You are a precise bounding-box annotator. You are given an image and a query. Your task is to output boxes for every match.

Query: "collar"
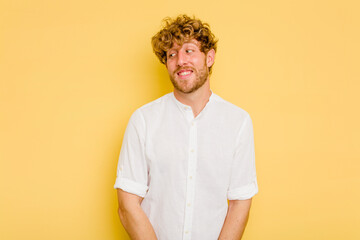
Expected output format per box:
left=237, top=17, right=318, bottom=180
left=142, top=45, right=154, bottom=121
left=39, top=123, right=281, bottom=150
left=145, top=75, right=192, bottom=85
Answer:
left=171, top=91, right=215, bottom=120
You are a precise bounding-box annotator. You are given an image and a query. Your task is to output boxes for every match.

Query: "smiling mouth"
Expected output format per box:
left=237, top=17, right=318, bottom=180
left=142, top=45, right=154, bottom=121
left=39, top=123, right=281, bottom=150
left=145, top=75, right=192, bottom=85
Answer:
left=179, top=71, right=191, bottom=76
left=177, top=69, right=193, bottom=77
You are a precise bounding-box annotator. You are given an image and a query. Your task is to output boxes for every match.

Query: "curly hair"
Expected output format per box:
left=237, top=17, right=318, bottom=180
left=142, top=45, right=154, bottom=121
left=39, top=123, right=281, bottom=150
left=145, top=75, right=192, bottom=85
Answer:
left=151, top=14, right=218, bottom=71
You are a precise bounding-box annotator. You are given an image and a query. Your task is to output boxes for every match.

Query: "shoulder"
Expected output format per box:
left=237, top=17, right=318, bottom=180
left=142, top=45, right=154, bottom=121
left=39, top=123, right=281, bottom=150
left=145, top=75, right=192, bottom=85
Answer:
left=211, top=93, right=254, bottom=141
left=135, top=93, right=172, bottom=116
left=211, top=93, right=251, bottom=121
left=129, top=93, right=173, bottom=124
left=138, top=93, right=172, bottom=111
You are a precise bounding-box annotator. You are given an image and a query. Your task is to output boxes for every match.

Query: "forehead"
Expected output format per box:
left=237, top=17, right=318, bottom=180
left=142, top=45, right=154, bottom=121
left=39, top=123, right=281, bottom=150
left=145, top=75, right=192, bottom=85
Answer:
left=169, top=39, right=201, bottom=50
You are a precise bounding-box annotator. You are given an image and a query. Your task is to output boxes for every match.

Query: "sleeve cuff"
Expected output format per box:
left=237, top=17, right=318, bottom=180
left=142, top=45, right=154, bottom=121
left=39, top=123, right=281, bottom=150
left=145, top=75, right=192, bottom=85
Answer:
left=227, top=181, right=258, bottom=200
left=114, top=177, right=149, bottom=198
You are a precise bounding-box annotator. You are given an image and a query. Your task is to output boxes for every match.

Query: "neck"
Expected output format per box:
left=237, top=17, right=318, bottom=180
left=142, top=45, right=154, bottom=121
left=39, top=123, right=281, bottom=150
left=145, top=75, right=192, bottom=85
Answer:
left=173, top=79, right=212, bottom=117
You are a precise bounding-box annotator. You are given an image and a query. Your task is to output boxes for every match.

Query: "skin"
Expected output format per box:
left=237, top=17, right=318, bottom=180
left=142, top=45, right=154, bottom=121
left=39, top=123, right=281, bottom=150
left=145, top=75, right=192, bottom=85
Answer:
left=218, top=199, right=252, bottom=240
left=166, top=40, right=209, bottom=94
left=117, top=39, right=252, bottom=239
left=165, top=40, right=215, bottom=117
left=117, top=189, right=157, bottom=240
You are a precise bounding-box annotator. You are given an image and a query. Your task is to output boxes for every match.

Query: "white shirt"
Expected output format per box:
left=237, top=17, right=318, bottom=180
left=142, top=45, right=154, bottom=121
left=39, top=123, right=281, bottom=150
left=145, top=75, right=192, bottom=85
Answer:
left=114, top=92, right=258, bottom=240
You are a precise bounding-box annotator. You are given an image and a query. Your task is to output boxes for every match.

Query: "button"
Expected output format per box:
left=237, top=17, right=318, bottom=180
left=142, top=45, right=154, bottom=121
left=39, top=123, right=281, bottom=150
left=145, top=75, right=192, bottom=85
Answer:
left=190, top=149, right=194, bottom=153
left=191, top=122, right=195, bottom=126
left=187, top=203, right=191, bottom=207
left=185, top=231, right=189, bottom=234
left=119, top=167, right=122, bottom=171
left=189, top=176, right=192, bottom=179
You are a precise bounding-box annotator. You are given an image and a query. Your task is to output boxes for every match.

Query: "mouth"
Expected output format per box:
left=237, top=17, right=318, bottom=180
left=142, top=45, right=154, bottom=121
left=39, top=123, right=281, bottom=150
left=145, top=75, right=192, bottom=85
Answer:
left=176, top=69, right=193, bottom=78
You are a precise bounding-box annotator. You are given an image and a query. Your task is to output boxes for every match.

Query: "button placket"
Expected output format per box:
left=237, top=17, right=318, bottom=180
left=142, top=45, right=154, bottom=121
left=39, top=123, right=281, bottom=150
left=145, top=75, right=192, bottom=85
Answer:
left=182, top=120, right=197, bottom=240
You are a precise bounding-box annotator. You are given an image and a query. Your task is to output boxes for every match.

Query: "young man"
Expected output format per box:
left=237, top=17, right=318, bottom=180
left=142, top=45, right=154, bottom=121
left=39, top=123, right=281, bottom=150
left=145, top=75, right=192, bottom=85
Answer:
left=114, top=15, right=258, bottom=240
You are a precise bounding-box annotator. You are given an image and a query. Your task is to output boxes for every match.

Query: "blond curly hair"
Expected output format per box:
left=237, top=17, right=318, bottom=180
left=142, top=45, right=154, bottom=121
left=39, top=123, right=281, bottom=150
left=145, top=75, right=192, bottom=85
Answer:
left=151, top=15, right=218, bottom=72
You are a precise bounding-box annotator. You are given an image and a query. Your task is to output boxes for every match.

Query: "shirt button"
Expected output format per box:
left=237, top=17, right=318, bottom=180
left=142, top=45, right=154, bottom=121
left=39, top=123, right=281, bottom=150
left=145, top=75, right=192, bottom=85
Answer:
left=185, top=231, right=189, bottom=234
left=187, top=203, right=191, bottom=207
left=189, top=176, right=192, bottom=179
left=190, top=149, right=194, bottom=153
left=191, top=122, right=195, bottom=126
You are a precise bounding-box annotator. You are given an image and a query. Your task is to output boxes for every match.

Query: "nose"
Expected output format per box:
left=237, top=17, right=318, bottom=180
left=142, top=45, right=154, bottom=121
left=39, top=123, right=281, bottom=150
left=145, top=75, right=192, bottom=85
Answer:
left=176, top=50, right=188, bottom=67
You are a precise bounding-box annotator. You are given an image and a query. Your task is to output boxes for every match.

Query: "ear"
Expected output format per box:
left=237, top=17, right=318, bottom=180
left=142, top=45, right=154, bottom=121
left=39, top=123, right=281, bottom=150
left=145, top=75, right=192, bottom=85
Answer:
left=206, top=49, right=215, bottom=68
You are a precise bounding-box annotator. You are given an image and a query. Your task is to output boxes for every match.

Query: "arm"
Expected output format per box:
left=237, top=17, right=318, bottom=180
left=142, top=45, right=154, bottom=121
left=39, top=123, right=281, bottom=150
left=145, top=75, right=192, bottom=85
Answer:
left=117, top=189, right=157, bottom=240
left=218, top=198, right=252, bottom=240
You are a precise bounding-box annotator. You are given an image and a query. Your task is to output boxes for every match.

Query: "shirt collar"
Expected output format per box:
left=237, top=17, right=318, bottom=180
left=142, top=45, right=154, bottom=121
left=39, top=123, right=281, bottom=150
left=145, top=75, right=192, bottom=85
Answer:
left=171, top=91, right=215, bottom=120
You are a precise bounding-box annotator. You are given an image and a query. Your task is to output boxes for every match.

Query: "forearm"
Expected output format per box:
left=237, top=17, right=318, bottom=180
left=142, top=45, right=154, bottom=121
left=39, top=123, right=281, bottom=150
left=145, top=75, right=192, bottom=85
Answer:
left=118, top=205, right=157, bottom=239
left=218, top=199, right=252, bottom=240
left=117, top=189, right=157, bottom=240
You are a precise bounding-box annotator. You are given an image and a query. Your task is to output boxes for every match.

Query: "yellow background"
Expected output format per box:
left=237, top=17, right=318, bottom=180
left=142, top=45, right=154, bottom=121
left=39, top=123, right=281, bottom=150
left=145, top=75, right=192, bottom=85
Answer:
left=1, top=0, right=359, bottom=239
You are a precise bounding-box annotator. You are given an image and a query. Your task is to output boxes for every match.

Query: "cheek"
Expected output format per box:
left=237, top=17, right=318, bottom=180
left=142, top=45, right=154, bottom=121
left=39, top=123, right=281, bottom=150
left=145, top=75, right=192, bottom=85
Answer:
left=166, top=61, right=176, bottom=71
left=194, top=55, right=206, bottom=64
left=165, top=62, right=170, bottom=70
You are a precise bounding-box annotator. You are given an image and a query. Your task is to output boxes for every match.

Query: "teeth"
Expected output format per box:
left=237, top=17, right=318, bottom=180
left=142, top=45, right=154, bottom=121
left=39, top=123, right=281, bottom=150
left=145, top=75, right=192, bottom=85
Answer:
left=179, top=71, right=191, bottom=76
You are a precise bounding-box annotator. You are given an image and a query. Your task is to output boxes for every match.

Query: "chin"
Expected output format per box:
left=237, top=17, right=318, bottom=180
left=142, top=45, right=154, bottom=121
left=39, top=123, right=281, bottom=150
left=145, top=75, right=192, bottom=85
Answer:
left=177, top=85, right=198, bottom=94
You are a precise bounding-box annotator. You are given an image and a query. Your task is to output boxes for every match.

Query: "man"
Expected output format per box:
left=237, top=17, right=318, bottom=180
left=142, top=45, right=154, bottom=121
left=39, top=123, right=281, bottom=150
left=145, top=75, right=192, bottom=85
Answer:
left=114, top=15, right=258, bottom=240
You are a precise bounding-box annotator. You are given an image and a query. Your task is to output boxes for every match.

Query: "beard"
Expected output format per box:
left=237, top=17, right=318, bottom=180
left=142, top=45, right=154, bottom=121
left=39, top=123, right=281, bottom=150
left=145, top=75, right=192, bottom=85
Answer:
left=169, top=61, right=209, bottom=94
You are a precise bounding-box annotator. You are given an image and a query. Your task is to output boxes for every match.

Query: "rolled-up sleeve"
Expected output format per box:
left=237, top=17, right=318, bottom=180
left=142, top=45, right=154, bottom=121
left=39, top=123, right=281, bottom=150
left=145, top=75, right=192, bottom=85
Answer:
left=114, top=109, right=149, bottom=198
left=227, top=114, right=258, bottom=200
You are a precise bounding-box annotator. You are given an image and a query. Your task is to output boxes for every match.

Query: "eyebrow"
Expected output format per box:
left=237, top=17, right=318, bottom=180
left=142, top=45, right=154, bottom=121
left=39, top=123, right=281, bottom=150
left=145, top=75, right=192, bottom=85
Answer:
left=169, top=42, right=197, bottom=50
left=183, top=42, right=197, bottom=46
left=167, top=40, right=199, bottom=53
